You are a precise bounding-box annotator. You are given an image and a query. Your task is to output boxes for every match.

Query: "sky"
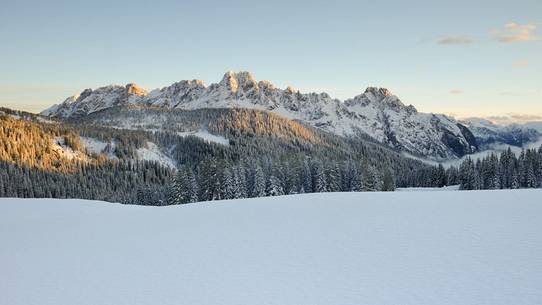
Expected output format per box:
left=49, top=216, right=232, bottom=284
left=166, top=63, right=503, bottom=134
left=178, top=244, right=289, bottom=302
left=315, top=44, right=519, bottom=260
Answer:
left=0, top=0, right=541, bottom=120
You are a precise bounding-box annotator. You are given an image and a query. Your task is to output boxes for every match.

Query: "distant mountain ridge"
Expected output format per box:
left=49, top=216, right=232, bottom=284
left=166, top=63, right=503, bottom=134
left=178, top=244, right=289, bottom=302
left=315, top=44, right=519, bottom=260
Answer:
left=42, top=71, right=478, bottom=160
left=461, top=117, right=541, bottom=149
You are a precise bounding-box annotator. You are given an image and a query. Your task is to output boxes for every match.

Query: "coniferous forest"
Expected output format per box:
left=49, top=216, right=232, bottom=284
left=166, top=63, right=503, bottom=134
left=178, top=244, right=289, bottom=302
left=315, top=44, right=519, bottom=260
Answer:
left=1, top=107, right=541, bottom=205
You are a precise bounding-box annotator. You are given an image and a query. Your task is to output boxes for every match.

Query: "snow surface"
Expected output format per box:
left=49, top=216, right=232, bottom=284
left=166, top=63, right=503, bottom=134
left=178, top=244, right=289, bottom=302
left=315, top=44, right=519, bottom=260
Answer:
left=178, top=130, right=230, bottom=146
left=397, top=185, right=460, bottom=191
left=2, top=190, right=542, bottom=305
left=80, top=136, right=108, bottom=154
left=136, top=141, right=177, bottom=169
left=51, top=136, right=86, bottom=161
left=80, top=137, right=176, bottom=168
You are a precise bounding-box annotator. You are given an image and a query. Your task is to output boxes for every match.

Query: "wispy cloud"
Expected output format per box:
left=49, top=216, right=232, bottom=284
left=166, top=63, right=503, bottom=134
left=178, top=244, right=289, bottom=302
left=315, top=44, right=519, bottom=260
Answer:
left=485, top=113, right=542, bottom=124
left=512, top=59, right=529, bottom=68
left=499, top=91, right=523, bottom=96
left=437, top=36, right=473, bottom=45
left=491, top=22, right=539, bottom=43
left=449, top=89, right=463, bottom=95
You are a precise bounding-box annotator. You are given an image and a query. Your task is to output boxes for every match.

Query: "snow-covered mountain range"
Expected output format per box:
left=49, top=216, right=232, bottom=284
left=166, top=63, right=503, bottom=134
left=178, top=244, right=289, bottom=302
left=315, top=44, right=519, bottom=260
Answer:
left=461, top=117, right=541, bottom=149
left=42, top=71, right=480, bottom=159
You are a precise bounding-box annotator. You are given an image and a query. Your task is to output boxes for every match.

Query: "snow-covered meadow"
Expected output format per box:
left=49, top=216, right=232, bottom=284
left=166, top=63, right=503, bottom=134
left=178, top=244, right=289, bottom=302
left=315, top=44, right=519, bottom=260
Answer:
left=2, top=190, right=542, bottom=305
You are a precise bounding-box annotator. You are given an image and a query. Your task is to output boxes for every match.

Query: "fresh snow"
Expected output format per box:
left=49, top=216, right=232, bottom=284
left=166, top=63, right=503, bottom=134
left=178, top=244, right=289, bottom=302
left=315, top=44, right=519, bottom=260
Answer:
left=397, top=185, right=460, bottom=191
left=2, top=190, right=542, bottom=305
left=136, top=141, right=177, bottom=169
left=51, top=136, right=86, bottom=161
left=80, top=136, right=109, bottom=154
left=80, top=137, right=177, bottom=168
left=178, top=130, right=230, bottom=146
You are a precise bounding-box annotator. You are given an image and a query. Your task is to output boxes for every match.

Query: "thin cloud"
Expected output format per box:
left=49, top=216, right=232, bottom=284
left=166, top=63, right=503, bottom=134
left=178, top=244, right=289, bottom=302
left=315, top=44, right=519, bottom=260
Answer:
left=512, top=60, right=529, bottom=68
left=485, top=113, right=542, bottom=124
left=499, top=91, right=523, bottom=96
left=437, top=36, right=473, bottom=45
left=450, top=89, right=463, bottom=95
left=492, top=22, right=539, bottom=43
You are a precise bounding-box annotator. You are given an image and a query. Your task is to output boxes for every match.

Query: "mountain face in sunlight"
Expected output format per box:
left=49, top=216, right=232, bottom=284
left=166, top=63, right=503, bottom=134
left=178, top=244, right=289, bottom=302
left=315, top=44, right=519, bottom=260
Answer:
left=41, top=72, right=480, bottom=160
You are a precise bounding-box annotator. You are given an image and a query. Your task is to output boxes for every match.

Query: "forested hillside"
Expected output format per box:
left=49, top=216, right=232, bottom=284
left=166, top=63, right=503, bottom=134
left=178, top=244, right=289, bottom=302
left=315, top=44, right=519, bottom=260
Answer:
left=1, top=107, right=438, bottom=204
left=74, top=107, right=449, bottom=205
left=2, top=106, right=541, bottom=205
left=0, top=112, right=172, bottom=203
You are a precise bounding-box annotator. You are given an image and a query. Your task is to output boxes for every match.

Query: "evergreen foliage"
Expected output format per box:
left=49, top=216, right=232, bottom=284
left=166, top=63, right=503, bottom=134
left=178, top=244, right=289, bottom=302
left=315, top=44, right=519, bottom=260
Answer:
left=3, top=107, right=540, bottom=206
left=451, top=147, right=542, bottom=191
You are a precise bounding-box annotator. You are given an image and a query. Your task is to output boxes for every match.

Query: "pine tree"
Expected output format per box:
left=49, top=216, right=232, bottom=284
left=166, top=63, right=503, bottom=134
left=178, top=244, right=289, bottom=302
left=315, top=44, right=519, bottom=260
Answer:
left=198, top=158, right=223, bottom=201
left=382, top=168, right=396, bottom=191
left=251, top=165, right=266, bottom=197
left=351, top=165, right=363, bottom=192
left=223, top=166, right=235, bottom=199
left=301, top=159, right=313, bottom=193
left=459, top=157, right=477, bottom=190
left=266, top=175, right=284, bottom=196
left=312, top=160, right=327, bottom=193
left=511, top=171, right=520, bottom=189
left=326, top=162, right=341, bottom=192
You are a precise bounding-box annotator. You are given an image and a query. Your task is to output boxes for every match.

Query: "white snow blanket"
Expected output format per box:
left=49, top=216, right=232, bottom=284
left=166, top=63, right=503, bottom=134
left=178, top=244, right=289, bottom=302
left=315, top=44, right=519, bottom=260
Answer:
left=1, top=190, right=542, bottom=305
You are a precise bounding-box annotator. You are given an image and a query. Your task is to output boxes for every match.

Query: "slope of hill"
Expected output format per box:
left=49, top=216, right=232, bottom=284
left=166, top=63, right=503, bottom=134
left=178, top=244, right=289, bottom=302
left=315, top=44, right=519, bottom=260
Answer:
left=1, top=107, right=444, bottom=204
left=41, top=72, right=478, bottom=160
left=0, top=113, right=173, bottom=203
left=2, top=189, right=541, bottom=305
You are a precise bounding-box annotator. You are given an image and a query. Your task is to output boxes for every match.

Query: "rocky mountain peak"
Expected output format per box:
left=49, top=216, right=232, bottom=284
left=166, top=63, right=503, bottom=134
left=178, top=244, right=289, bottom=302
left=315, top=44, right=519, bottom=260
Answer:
left=364, top=87, right=392, bottom=97
left=258, top=80, right=274, bottom=90
left=360, top=87, right=406, bottom=110
left=219, top=71, right=257, bottom=93
left=125, top=83, right=147, bottom=96
left=285, top=86, right=296, bottom=94
left=78, top=88, right=94, bottom=101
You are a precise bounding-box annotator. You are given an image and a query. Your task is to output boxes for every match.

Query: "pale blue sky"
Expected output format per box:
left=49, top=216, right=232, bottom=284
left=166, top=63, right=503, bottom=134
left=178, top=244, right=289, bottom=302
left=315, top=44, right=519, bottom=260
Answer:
left=1, top=0, right=541, bottom=118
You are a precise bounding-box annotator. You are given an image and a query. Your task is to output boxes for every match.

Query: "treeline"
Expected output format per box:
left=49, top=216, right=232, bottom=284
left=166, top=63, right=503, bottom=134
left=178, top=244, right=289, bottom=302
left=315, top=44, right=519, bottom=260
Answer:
left=0, top=108, right=455, bottom=205
left=163, top=157, right=396, bottom=205
left=78, top=107, right=442, bottom=189
left=452, top=147, right=542, bottom=190
left=0, top=159, right=172, bottom=203
left=7, top=106, right=541, bottom=207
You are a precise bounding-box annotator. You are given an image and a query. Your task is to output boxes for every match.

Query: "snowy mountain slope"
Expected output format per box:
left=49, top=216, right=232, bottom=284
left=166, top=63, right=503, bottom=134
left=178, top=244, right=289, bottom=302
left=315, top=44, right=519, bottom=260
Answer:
left=461, top=117, right=540, bottom=148
left=41, top=83, right=146, bottom=118
left=72, top=107, right=329, bottom=146
left=136, top=141, right=177, bottom=169
left=177, top=130, right=230, bottom=146
left=42, top=72, right=477, bottom=160
left=2, top=189, right=542, bottom=305
left=80, top=136, right=177, bottom=169
left=51, top=136, right=88, bottom=161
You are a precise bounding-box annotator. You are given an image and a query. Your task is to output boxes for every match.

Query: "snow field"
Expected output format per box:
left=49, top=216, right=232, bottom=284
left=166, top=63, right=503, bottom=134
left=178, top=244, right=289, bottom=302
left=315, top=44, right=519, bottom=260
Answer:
left=1, top=189, right=542, bottom=305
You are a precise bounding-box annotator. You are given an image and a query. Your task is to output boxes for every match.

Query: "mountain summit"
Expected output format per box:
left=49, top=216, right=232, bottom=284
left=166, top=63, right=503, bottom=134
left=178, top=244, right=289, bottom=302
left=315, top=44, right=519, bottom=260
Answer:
left=42, top=71, right=478, bottom=159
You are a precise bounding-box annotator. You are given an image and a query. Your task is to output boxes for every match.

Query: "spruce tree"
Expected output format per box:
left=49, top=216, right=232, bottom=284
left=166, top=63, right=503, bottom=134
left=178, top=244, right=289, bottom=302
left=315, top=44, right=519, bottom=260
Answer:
left=251, top=165, right=266, bottom=197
